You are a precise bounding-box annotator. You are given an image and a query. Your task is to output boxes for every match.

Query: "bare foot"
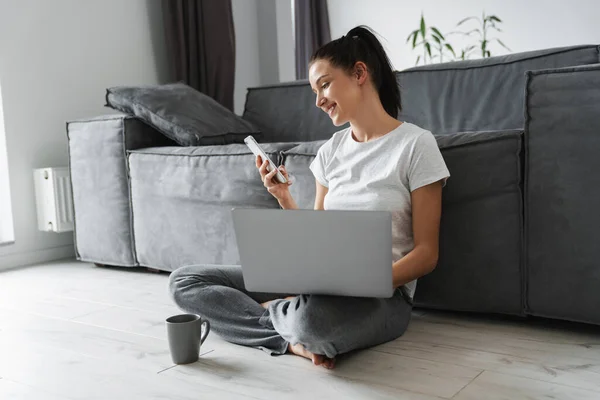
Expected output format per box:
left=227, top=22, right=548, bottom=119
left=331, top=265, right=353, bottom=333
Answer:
left=288, top=343, right=336, bottom=369
left=260, top=296, right=296, bottom=309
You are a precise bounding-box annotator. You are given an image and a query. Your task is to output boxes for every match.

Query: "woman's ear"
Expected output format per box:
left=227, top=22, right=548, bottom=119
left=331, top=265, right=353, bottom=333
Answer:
left=353, top=61, right=369, bottom=85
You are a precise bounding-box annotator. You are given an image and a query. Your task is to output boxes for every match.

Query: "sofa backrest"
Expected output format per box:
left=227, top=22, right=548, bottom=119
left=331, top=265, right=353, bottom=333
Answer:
left=243, top=46, right=599, bottom=141
left=242, top=80, right=341, bottom=143
left=397, top=45, right=600, bottom=135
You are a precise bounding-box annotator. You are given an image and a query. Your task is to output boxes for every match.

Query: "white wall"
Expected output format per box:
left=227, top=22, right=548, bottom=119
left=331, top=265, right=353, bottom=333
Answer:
left=328, top=0, right=600, bottom=71
left=0, top=0, right=169, bottom=270
left=0, top=0, right=292, bottom=269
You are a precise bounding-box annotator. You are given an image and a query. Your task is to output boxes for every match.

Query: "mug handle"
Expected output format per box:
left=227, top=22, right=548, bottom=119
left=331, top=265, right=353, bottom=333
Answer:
left=200, top=319, right=211, bottom=345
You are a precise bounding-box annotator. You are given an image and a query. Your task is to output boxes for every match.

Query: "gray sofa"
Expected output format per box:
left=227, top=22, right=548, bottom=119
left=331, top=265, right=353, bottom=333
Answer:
left=67, top=45, right=600, bottom=326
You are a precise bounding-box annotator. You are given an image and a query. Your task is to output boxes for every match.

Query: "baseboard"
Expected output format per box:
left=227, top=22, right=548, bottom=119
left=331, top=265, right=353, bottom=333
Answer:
left=0, top=245, right=76, bottom=271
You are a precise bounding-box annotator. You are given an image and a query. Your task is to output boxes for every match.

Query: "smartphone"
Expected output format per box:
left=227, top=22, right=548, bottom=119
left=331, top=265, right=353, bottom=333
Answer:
left=244, top=135, right=288, bottom=184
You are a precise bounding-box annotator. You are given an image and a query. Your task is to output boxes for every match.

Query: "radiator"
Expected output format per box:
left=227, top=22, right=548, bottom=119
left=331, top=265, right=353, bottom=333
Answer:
left=33, top=167, right=74, bottom=233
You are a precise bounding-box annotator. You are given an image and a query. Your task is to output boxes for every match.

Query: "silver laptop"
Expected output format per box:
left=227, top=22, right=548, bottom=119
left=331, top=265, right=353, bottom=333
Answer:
left=232, top=208, right=394, bottom=298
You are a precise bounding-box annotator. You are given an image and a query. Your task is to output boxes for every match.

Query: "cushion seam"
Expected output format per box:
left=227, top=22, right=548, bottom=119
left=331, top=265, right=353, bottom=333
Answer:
left=527, top=62, right=600, bottom=76
left=280, top=133, right=523, bottom=157
left=523, top=70, right=533, bottom=315
left=76, top=255, right=138, bottom=267
left=122, top=118, right=139, bottom=266
left=438, top=134, right=523, bottom=151
left=68, top=115, right=136, bottom=125
left=126, top=150, right=280, bottom=158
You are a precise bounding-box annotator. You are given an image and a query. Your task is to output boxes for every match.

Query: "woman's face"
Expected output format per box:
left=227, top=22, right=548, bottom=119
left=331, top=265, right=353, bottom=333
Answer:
left=309, top=59, right=363, bottom=127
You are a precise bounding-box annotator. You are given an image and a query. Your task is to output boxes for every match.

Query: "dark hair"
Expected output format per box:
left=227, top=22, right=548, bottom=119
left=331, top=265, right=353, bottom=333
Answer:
left=310, top=25, right=401, bottom=118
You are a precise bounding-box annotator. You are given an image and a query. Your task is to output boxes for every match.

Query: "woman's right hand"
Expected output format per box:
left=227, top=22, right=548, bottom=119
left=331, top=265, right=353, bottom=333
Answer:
left=256, top=155, right=292, bottom=201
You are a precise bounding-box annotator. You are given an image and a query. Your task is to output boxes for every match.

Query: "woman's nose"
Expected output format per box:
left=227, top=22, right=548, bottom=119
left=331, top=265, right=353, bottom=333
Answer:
left=315, top=94, right=325, bottom=108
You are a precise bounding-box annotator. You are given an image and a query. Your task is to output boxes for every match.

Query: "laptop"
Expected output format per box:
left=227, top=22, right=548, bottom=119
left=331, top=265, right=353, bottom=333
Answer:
left=231, top=208, right=394, bottom=298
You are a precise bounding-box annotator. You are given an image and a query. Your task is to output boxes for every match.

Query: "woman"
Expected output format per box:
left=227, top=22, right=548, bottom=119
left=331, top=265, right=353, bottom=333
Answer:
left=169, top=26, right=450, bottom=370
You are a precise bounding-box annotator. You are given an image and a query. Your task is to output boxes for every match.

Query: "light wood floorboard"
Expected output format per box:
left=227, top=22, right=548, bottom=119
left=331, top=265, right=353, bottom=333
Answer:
left=1, top=260, right=598, bottom=399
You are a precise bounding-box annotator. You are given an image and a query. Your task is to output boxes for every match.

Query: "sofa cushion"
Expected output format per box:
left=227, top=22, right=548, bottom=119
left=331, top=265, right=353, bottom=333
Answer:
left=127, top=142, right=297, bottom=270
left=525, top=64, right=600, bottom=325
left=283, top=129, right=524, bottom=315
left=243, top=81, right=342, bottom=143
left=397, top=45, right=600, bottom=135
left=106, top=82, right=261, bottom=146
left=418, top=129, right=524, bottom=315
left=282, top=141, right=326, bottom=209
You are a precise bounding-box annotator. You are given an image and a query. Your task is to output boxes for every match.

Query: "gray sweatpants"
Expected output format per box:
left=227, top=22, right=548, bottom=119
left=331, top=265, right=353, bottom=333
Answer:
left=168, top=264, right=412, bottom=359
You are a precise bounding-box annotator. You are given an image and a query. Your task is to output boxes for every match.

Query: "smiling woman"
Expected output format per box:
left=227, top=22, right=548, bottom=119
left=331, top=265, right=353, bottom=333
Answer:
left=0, top=82, right=15, bottom=245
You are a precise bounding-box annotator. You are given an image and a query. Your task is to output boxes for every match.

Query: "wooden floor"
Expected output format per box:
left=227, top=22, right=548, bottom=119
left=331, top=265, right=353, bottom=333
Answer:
left=0, top=260, right=599, bottom=400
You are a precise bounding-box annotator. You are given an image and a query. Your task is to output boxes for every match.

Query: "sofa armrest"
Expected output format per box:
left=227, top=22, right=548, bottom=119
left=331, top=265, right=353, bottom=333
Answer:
left=67, top=114, right=177, bottom=151
left=525, top=63, right=600, bottom=324
left=66, top=115, right=175, bottom=267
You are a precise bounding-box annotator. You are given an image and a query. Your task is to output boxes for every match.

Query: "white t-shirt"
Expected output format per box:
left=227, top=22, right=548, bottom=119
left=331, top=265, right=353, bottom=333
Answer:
left=309, top=122, right=450, bottom=299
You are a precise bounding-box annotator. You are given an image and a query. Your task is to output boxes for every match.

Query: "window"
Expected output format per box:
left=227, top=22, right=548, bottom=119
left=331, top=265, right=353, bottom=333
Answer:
left=0, top=81, right=15, bottom=245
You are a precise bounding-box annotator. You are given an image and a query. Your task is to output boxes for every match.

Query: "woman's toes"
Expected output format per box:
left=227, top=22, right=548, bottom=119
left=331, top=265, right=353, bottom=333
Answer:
left=313, top=354, right=336, bottom=369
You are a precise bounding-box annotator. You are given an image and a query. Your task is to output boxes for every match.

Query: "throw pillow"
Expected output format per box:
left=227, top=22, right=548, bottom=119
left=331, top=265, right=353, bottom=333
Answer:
left=105, top=82, right=261, bottom=146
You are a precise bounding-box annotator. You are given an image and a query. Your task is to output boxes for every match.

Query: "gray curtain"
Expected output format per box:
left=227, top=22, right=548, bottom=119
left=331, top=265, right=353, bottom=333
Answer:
left=162, top=0, right=236, bottom=111
left=294, top=0, right=331, bottom=80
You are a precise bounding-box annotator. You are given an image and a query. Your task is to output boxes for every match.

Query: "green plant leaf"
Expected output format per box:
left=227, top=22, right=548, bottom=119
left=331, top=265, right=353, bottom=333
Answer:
left=463, top=45, right=476, bottom=58
left=495, top=38, right=511, bottom=51
left=430, top=31, right=443, bottom=42
left=489, top=15, right=502, bottom=23
left=445, top=43, right=456, bottom=56
left=457, top=16, right=477, bottom=26
left=486, top=50, right=491, bottom=57
left=425, top=42, right=432, bottom=57
left=406, top=29, right=418, bottom=44
left=431, top=27, right=445, bottom=40
left=444, top=30, right=463, bottom=37
left=406, top=30, right=419, bottom=47
left=415, top=55, right=421, bottom=66
left=432, top=35, right=441, bottom=45
left=462, top=28, right=482, bottom=36
left=420, top=14, right=426, bottom=38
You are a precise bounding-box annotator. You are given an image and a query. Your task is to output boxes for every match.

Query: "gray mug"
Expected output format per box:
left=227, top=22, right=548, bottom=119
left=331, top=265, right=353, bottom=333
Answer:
left=166, top=314, right=211, bottom=364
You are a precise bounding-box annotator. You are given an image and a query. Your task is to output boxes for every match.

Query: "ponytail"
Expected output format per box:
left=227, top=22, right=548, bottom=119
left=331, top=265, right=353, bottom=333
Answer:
left=310, top=25, right=401, bottom=118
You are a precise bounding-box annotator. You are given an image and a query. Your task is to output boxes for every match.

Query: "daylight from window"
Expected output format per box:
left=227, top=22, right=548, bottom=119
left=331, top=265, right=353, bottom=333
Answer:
left=0, top=81, right=15, bottom=244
